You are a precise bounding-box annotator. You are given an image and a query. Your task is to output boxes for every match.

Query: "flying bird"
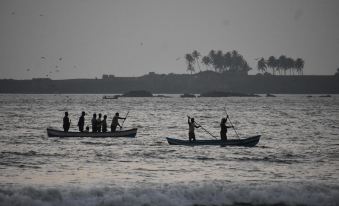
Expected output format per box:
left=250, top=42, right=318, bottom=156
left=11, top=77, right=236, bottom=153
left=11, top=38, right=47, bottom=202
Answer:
left=175, top=57, right=181, bottom=61
left=59, top=57, right=62, bottom=61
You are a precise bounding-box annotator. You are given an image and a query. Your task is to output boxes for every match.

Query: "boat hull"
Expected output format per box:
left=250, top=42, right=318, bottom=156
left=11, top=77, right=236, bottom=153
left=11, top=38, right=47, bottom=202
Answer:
left=166, top=135, right=260, bottom=147
left=47, top=127, right=137, bottom=138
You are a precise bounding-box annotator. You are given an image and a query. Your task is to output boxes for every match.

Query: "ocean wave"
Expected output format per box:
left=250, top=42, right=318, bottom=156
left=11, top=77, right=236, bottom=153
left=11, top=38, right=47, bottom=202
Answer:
left=0, top=182, right=338, bottom=206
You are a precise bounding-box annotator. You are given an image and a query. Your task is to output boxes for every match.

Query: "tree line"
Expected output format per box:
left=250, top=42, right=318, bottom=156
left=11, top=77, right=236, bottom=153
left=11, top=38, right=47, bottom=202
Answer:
left=185, top=50, right=252, bottom=75
left=185, top=50, right=305, bottom=76
left=257, top=56, right=305, bottom=76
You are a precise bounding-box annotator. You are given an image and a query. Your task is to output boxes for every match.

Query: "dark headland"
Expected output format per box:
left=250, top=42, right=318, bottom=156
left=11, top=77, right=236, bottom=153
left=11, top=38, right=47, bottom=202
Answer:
left=1, top=71, right=338, bottom=94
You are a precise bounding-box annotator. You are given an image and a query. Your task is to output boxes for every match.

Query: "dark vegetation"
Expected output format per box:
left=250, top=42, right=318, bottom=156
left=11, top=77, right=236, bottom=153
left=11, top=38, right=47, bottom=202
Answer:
left=1, top=71, right=338, bottom=94
left=184, top=50, right=305, bottom=76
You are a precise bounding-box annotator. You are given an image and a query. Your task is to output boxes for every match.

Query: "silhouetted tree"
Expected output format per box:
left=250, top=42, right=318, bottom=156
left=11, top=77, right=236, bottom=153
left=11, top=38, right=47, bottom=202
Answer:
left=208, top=50, right=217, bottom=72
left=201, top=56, right=212, bottom=70
left=185, top=54, right=195, bottom=74
left=278, top=55, right=287, bottom=75
left=286, top=57, right=295, bottom=75
left=295, top=58, right=304, bottom=75
left=192, top=50, right=201, bottom=72
left=267, top=56, right=277, bottom=75
left=257, top=58, right=267, bottom=74
left=223, top=52, right=232, bottom=72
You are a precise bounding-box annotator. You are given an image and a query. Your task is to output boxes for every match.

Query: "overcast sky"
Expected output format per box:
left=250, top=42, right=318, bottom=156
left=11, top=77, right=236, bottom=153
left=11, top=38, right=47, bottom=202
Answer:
left=1, top=0, right=339, bottom=79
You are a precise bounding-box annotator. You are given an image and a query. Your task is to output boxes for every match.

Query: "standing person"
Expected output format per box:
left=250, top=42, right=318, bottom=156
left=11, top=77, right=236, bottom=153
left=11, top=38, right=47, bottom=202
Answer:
left=102, top=115, right=108, bottom=132
left=63, top=112, right=71, bottom=132
left=97, top=113, right=102, bottom=132
left=77, top=111, right=86, bottom=132
left=91, top=113, right=97, bottom=132
left=187, top=116, right=200, bottom=142
left=220, top=116, right=233, bottom=141
left=111, top=112, right=126, bottom=132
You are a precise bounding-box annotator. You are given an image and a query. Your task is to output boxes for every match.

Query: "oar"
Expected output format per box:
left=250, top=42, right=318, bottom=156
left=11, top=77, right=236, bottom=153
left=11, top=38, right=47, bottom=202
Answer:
left=188, top=115, right=217, bottom=139
left=120, top=110, right=130, bottom=130
left=224, top=105, right=240, bottom=139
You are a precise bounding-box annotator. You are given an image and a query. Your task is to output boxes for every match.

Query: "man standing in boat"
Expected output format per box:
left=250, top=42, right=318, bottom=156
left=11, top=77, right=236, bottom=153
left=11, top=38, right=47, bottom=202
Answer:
left=63, top=112, right=71, bottom=132
left=111, top=112, right=126, bottom=132
left=97, top=113, right=102, bottom=132
left=91, top=113, right=97, bottom=132
left=77, top=111, right=86, bottom=132
left=220, top=116, right=233, bottom=141
left=188, top=116, right=200, bottom=142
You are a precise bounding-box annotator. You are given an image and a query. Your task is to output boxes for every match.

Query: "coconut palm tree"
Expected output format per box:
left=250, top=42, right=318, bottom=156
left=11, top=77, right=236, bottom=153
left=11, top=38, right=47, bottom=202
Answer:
left=215, top=50, right=224, bottom=72
left=192, top=50, right=201, bottom=72
left=230, top=50, right=241, bottom=72
left=185, top=53, right=195, bottom=74
left=223, top=52, right=232, bottom=72
left=278, top=55, right=287, bottom=75
left=267, top=56, right=277, bottom=75
left=208, top=50, right=217, bottom=72
left=257, top=58, right=267, bottom=74
left=201, top=56, right=212, bottom=70
left=286, top=57, right=295, bottom=75
left=295, top=58, right=304, bottom=75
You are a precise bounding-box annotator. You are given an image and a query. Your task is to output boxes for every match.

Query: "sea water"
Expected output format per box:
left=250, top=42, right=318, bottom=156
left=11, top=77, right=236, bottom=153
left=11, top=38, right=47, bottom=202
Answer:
left=0, top=94, right=338, bottom=206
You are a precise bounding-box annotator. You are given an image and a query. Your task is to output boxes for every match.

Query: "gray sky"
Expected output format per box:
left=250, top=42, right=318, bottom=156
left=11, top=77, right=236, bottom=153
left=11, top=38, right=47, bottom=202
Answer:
left=1, top=0, right=339, bottom=79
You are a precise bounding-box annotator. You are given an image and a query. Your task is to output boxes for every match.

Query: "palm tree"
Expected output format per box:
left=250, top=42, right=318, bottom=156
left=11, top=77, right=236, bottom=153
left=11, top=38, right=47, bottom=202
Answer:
left=257, top=58, right=267, bottom=74
left=230, top=50, right=241, bottom=72
left=185, top=53, right=195, bottom=74
left=267, top=56, right=277, bottom=75
left=208, top=50, right=217, bottom=72
left=295, top=58, right=304, bottom=75
left=192, top=50, right=201, bottom=72
left=223, top=52, right=232, bottom=72
left=201, top=56, right=212, bottom=70
left=278, top=55, right=287, bottom=75
left=215, top=50, right=224, bottom=72
left=286, top=57, right=295, bottom=75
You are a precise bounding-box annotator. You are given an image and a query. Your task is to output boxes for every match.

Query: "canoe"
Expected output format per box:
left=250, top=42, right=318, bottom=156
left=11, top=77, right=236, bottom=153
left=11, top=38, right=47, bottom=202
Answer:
left=166, top=135, right=261, bottom=147
left=47, top=127, right=137, bottom=138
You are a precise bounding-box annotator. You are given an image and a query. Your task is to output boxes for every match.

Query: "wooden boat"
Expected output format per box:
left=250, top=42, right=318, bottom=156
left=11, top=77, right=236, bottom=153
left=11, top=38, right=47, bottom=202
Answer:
left=103, top=95, right=119, bottom=99
left=166, top=135, right=261, bottom=147
left=47, top=127, right=137, bottom=138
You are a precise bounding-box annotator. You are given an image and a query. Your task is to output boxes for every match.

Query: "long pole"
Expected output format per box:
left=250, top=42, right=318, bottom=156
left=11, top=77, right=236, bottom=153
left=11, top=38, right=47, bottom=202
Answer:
left=224, top=105, right=240, bottom=139
left=188, top=116, right=217, bottom=139
left=121, top=110, right=130, bottom=130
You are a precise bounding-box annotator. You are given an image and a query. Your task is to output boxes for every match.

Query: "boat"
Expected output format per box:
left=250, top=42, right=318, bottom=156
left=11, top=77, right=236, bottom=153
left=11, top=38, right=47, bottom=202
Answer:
left=103, top=95, right=119, bottom=99
left=47, top=127, right=137, bottom=138
left=166, top=135, right=261, bottom=147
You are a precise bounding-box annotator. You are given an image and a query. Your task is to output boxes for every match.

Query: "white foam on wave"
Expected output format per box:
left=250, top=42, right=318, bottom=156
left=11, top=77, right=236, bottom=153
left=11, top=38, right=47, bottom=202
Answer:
left=0, top=181, right=338, bottom=206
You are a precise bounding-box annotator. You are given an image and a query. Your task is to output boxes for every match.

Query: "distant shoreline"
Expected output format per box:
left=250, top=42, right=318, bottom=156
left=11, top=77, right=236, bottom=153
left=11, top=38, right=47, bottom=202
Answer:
left=1, top=72, right=338, bottom=94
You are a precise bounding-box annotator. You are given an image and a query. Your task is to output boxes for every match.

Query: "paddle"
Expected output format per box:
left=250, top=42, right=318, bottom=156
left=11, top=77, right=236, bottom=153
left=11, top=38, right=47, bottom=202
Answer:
left=120, top=110, right=130, bottom=130
left=224, top=105, right=240, bottom=139
left=187, top=115, right=217, bottom=139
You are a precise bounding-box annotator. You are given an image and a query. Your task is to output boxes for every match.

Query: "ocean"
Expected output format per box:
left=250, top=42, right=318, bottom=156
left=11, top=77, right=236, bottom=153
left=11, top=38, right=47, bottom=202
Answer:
left=0, top=94, right=338, bottom=206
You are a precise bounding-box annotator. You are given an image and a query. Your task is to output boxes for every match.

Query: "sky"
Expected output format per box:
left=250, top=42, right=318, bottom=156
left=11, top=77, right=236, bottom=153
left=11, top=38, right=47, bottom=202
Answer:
left=0, top=0, right=339, bottom=80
